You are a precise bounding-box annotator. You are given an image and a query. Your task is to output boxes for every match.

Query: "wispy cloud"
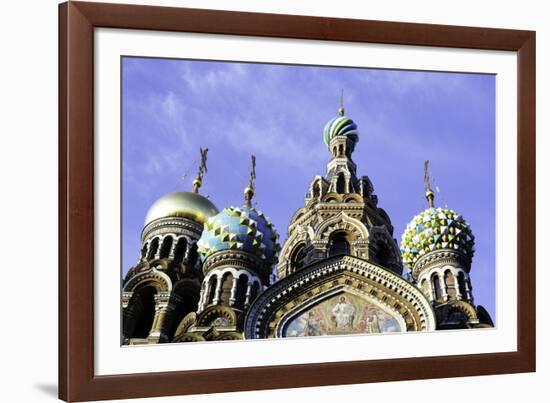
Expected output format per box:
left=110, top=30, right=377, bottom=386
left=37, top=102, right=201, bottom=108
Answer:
left=122, top=57, right=496, bottom=318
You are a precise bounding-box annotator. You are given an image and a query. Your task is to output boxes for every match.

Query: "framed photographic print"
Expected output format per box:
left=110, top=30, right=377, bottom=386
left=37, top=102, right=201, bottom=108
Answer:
left=59, top=1, right=536, bottom=401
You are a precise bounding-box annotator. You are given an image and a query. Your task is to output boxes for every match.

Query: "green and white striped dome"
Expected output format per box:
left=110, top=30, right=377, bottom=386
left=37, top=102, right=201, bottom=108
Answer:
left=323, top=115, right=359, bottom=147
left=400, top=207, right=475, bottom=269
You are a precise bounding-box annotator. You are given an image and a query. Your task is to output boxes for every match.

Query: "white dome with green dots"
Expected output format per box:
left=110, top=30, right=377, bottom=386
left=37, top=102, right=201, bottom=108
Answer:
left=400, top=207, right=475, bottom=270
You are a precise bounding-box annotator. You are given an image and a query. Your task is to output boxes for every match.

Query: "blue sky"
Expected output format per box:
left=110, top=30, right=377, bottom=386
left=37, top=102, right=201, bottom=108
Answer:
left=122, top=57, right=496, bottom=320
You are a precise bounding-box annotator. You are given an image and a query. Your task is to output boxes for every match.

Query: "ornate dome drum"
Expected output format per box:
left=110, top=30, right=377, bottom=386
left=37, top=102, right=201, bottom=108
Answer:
left=400, top=207, right=475, bottom=270
left=197, top=205, right=280, bottom=269
left=144, top=191, right=219, bottom=226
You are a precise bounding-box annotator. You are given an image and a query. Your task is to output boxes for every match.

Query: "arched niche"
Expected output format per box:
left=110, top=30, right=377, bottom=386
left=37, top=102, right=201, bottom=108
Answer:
left=289, top=242, right=307, bottom=271
left=328, top=231, right=352, bottom=257
left=279, top=289, right=405, bottom=337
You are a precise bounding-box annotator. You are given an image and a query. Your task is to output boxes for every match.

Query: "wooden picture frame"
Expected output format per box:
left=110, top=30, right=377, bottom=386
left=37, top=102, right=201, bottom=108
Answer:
left=59, top=1, right=536, bottom=401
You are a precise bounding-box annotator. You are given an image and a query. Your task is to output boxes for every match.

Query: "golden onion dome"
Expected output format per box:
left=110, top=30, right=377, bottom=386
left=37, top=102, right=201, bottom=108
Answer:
left=144, top=191, right=219, bottom=226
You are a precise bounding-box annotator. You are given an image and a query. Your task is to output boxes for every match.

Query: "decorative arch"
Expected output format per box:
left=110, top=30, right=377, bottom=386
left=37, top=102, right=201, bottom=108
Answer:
left=278, top=226, right=312, bottom=266
left=195, top=305, right=238, bottom=328
left=343, top=193, right=363, bottom=203
left=436, top=300, right=479, bottom=328
left=278, top=286, right=407, bottom=337
left=122, top=269, right=172, bottom=341
left=173, top=312, right=197, bottom=339
left=289, top=207, right=308, bottom=226
left=314, top=212, right=369, bottom=242
left=162, top=278, right=201, bottom=341
left=321, top=192, right=343, bottom=203
left=123, top=268, right=172, bottom=293
left=289, top=242, right=308, bottom=271
left=309, top=176, right=326, bottom=199
left=245, top=255, right=436, bottom=339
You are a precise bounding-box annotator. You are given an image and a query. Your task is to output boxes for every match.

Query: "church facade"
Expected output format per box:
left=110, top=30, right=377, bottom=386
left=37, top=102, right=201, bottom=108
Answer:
left=121, top=105, right=493, bottom=345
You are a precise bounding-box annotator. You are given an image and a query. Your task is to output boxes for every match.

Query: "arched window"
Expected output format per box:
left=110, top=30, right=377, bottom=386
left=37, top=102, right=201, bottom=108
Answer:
left=234, top=274, right=249, bottom=310
left=312, top=181, right=320, bottom=198
left=328, top=232, right=350, bottom=257
left=147, top=238, right=160, bottom=260
left=128, top=286, right=157, bottom=338
left=445, top=270, right=456, bottom=298
left=458, top=271, right=468, bottom=298
left=432, top=273, right=442, bottom=301
left=220, top=272, right=234, bottom=305
left=173, top=237, right=187, bottom=264
left=290, top=243, right=307, bottom=271
left=164, top=279, right=200, bottom=341
left=206, top=275, right=218, bottom=306
left=374, top=241, right=392, bottom=268
left=140, top=242, right=148, bottom=260
left=159, top=236, right=173, bottom=259
left=188, top=243, right=198, bottom=265
left=336, top=174, right=346, bottom=194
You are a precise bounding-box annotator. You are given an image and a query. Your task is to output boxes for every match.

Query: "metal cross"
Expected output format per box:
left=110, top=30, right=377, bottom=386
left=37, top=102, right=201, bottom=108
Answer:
left=249, top=155, right=256, bottom=191
left=424, top=159, right=435, bottom=208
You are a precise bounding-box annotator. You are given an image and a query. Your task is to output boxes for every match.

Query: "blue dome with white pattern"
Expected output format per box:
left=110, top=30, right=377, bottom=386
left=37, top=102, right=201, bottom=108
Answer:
left=323, top=115, right=359, bottom=147
left=197, top=205, right=280, bottom=270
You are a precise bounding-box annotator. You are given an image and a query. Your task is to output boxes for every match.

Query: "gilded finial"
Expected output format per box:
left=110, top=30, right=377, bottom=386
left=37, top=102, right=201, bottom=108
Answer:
left=424, top=160, right=435, bottom=208
left=338, top=89, right=345, bottom=116
left=192, top=147, right=208, bottom=194
left=244, top=155, right=256, bottom=207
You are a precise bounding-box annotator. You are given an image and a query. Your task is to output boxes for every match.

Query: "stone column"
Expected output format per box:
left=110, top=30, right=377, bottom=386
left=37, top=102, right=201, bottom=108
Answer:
left=122, top=292, right=132, bottom=309
left=183, top=241, right=193, bottom=263
left=229, top=277, right=239, bottom=306
left=453, top=274, right=462, bottom=300
left=464, top=277, right=474, bottom=303
left=154, top=236, right=164, bottom=260
left=427, top=279, right=436, bottom=302
left=148, top=293, right=169, bottom=342
left=197, top=282, right=207, bottom=312
left=168, top=236, right=178, bottom=259
left=243, top=282, right=253, bottom=309
left=139, top=243, right=148, bottom=263
left=212, top=276, right=223, bottom=305
left=439, top=273, right=448, bottom=301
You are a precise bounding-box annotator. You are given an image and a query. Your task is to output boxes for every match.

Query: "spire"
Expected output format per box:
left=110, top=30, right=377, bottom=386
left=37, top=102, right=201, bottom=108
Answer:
left=338, top=89, right=345, bottom=116
left=424, top=160, right=435, bottom=208
left=192, top=147, right=208, bottom=193
left=244, top=155, right=256, bottom=207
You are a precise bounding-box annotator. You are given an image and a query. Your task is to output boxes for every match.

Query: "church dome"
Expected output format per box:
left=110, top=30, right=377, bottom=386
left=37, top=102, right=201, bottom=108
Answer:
left=197, top=205, right=280, bottom=268
left=400, top=207, right=475, bottom=270
left=323, top=115, right=359, bottom=147
left=144, top=191, right=219, bottom=226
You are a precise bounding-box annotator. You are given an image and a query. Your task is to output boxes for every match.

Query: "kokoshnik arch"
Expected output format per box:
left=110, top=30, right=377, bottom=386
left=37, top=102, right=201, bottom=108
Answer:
left=121, top=102, right=494, bottom=344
